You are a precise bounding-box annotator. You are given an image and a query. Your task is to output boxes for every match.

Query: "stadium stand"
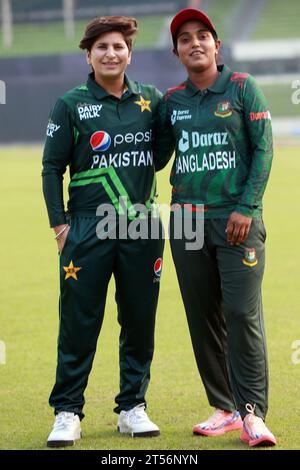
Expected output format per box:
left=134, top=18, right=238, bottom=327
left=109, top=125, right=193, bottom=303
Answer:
left=253, top=0, right=300, bottom=39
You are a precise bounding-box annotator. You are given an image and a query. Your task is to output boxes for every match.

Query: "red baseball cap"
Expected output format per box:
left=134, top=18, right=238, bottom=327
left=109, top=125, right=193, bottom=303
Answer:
left=170, top=8, right=218, bottom=44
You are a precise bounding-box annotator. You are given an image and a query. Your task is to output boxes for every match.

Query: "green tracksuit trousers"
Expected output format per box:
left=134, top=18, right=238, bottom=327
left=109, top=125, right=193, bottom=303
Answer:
left=170, top=214, right=268, bottom=419
left=49, top=216, right=164, bottom=418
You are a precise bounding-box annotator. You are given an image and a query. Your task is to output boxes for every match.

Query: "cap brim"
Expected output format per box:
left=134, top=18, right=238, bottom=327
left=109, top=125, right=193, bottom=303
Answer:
left=170, top=8, right=217, bottom=39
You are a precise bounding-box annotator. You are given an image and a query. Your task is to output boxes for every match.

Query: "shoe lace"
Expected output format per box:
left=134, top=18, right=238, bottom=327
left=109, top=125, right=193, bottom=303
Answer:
left=54, top=412, right=75, bottom=431
left=244, top=404, right=269, bottom=438
left=127, top=404, right=147, bottom=424
left=245, top=403, right=256, bottom=414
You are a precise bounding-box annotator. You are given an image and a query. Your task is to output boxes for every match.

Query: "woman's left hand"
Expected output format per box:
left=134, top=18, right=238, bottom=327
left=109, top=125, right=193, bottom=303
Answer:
left=226, top=211, right=252, bottom=245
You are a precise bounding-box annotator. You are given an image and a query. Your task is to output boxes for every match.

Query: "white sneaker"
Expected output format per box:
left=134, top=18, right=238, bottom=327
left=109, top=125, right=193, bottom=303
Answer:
left=47, top=411, right=82, bottom=448
left=117, top=403, right=160, bottom=437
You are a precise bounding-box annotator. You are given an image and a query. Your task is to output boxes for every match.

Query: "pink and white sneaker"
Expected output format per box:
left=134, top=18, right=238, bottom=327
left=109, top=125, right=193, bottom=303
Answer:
left=193, top=409, right=243, bottom=436
left=240, top=404, right=276, bottom=447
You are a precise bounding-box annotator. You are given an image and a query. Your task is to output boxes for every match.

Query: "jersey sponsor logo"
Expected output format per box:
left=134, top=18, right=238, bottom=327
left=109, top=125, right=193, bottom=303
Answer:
left=249, top=111, right=271, bottom=121
left=242, top=248, right=258, bottom=267
left=171, top=109, right=192, bottom=125
left=178, top=130, right=229, bottom=153
left=214, top=101, right=232, bottom=118
left=90, top=131, right=111, bottom=151
left=77, top=103, right=102, bottom=121
left=91, top=151, right=153, bottom=169
left=153, top=257, right=162, bottom=282
left=175, top=151, right=236, bottom=174
left=179, top=130, right=190, bottom=153
left=113, top=130, right=152, bottom=147
left=90, top=130, right=153, bottom=168
left=134, top=95, right=151, bottom=112
left=46, top=120, right=61, bottom=138
left=91, top=130, right=152, bottom=152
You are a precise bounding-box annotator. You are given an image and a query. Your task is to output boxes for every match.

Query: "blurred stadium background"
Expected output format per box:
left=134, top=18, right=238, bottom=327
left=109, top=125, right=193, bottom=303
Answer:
left=1, top=0, right=300, bottom=451
left=1, top=0, right=300, bottom=142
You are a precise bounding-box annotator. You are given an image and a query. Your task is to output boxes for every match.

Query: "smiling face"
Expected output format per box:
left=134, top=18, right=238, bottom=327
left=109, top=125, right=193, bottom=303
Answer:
left=175, top=20, right=220, bottom=74
left=86, top=31, right=131, bottom=84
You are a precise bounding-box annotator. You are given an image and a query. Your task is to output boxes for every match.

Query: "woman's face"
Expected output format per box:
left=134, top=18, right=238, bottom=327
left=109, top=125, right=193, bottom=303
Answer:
left=176, top=20, right=220, bottom=73
left=87, top=31, right=131, bottom=82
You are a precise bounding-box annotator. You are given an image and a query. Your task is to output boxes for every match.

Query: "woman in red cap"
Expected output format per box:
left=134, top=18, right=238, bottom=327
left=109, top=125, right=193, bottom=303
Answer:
left=155, top=8, right=276, bottom=447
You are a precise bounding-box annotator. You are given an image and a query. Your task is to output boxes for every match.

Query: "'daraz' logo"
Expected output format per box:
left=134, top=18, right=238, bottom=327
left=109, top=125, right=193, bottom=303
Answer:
left=171, top=110, right=177, bottom=125
left=90, top=131, right=111, bottom=151
left=153, top=258, right=163, bottom=282
left=178, top=130, right=189, bottom=153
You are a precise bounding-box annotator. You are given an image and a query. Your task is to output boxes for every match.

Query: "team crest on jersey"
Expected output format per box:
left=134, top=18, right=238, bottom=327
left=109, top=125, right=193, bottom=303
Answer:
left=77, top=103, right=102, bottom=121
left=153, top=257, right=162, bottom=282
left=214, top=101, right=232, bottom=118
left=242, top=248, right=258, bottom=267
left=134, top=95, right=151, bottom=112
left=90, top=131, right=111, bottom=151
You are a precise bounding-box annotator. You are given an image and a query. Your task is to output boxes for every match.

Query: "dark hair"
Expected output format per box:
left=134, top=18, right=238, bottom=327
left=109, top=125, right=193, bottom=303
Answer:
left=79, top=16, right=138, bottom=51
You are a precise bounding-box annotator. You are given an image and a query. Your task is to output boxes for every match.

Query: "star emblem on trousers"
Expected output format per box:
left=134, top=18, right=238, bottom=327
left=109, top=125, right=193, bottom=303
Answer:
left=63, top=260, right=82, bottom=280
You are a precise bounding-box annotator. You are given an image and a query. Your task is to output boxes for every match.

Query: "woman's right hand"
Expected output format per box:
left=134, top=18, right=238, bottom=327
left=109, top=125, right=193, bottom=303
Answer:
left=53, top=224, right=70, bottom=253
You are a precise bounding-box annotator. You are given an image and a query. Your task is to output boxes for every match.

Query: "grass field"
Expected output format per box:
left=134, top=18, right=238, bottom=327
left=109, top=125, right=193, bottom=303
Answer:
left=260, top=84, right=298, bottom=117
left=0, top=144, right=300, bottom=450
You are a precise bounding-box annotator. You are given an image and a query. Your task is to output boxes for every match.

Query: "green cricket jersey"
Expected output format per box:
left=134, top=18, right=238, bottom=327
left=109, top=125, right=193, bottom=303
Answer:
left=42, top=73, right=161, bottom=227
left=155, top=65, right=273, bottom=218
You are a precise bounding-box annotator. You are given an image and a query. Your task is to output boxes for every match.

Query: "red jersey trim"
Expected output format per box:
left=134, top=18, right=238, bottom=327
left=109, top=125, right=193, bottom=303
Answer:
left=165, top=83, right=186, bottom=100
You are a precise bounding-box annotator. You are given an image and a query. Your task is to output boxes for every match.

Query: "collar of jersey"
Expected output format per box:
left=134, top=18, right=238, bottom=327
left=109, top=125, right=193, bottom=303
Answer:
left=185, top=64, right=232, bottom=96
left=87, top=72, right=139, bottom=99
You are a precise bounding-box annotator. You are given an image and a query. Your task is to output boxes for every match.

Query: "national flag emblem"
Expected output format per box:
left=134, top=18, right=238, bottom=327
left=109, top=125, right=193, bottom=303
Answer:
left=90, top=131, right=111, bottom=151
left=243, top=248, right=258, bottom=267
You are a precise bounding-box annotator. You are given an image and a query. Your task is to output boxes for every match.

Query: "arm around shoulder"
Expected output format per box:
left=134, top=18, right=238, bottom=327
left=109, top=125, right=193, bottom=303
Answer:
left=152, top=96, right=175, bottom=171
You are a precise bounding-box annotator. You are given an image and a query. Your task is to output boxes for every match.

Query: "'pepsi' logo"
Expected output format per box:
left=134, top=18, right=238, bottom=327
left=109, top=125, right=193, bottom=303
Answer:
left=154, top=258, right=162, bottom=278
left=90, top=131, right=111, bottom=151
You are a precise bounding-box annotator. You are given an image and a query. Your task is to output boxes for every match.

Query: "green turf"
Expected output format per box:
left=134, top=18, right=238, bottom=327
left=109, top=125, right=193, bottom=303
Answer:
left=0, top=143, right=300, bottom=450
left=252, top=0, right=300, bottom=39
left=259, top=83, right=299, bottom=117
left=0, top=16, right=165, bottom=58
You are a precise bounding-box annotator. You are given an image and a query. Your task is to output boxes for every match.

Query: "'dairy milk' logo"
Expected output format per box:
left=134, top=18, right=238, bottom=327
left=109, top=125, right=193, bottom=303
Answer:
left=90, top=131, right=111, bottom=151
